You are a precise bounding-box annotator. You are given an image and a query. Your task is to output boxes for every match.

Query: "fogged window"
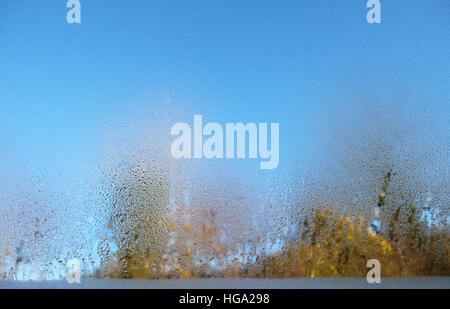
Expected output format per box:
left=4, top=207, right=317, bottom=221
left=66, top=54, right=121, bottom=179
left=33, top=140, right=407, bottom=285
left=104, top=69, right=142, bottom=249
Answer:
left=0, top=1, right=448, bottom=280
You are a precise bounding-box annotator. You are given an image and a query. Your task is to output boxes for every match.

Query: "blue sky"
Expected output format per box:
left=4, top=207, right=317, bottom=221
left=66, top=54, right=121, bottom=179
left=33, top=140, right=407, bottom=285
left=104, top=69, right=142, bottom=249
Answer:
left=0, top=0, right=448, bottom=191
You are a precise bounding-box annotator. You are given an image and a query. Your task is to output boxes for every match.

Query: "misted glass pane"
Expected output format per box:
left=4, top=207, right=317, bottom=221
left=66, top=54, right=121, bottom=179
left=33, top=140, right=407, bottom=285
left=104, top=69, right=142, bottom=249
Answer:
left=0, top=1, right=448, bottom=288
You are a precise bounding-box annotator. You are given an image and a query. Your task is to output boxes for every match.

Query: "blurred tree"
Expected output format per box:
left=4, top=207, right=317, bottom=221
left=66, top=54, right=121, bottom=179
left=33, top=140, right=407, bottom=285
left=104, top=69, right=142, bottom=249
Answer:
left=104, top=160, right=169, bottom=278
